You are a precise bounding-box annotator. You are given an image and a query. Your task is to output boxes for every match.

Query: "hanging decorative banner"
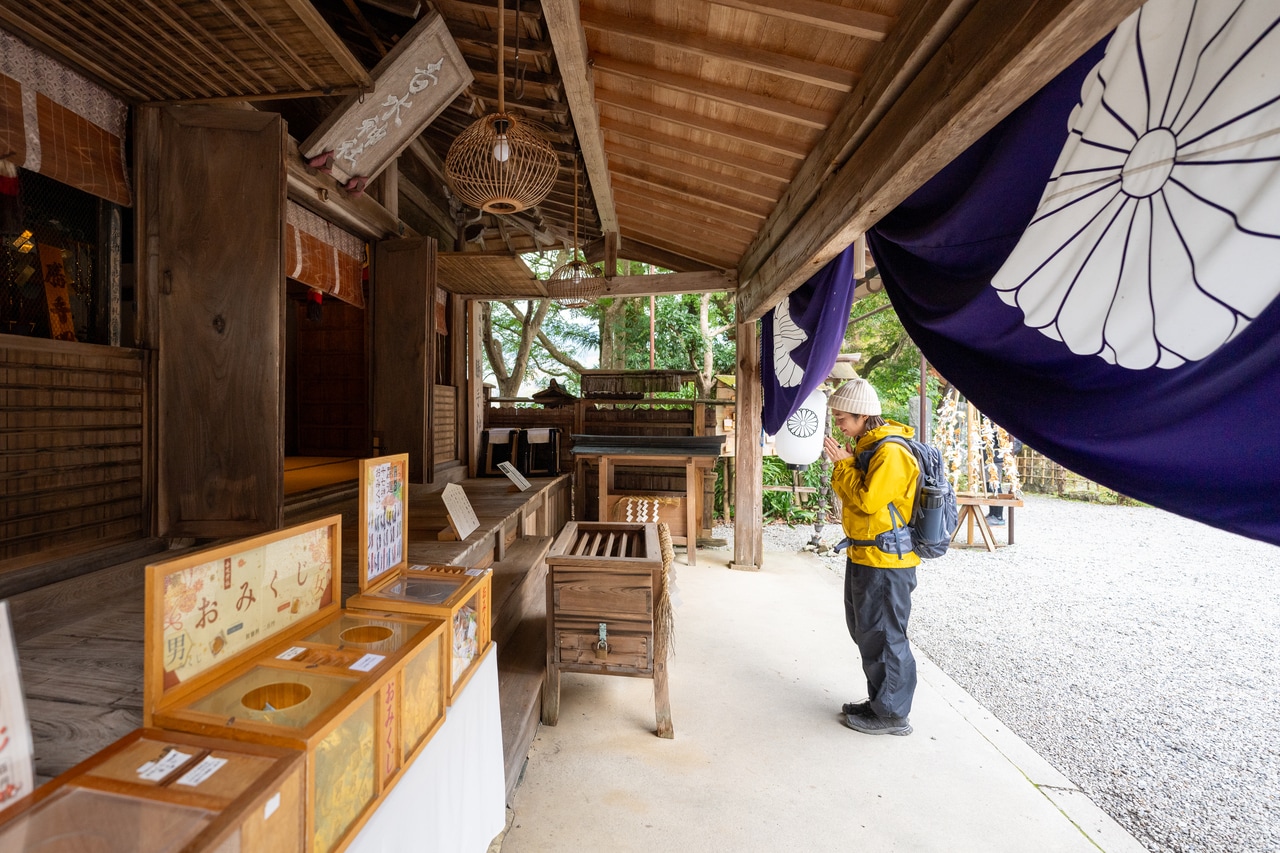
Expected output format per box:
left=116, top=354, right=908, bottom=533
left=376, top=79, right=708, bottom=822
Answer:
left=0, top=29, right=131, bottom=206
left=0, top=602, right=34, bottom=813
left=286, top=202, right=366, bottom=308
left=761, top=244, right=858, bottom=435
left=37, top=243, right=76, bottom=341
left=301, top=11, right=472, bottom=188
left=867, top=0, right=1280, bottom=546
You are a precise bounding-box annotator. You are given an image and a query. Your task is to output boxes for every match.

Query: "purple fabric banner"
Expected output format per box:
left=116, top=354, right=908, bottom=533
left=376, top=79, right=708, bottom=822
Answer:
left=867, top=0, right=1280, bottom=546
left=761, top=244, right=858, bottom=435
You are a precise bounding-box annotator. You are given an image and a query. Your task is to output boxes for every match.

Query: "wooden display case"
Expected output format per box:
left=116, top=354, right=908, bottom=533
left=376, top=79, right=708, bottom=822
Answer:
left=541, top=521, right=673, bottom=738
left=0, top=727, right=304, bottom=853
left=345, top=563, right=492, bottom=705
left=143, top=516, right=447, bottom=853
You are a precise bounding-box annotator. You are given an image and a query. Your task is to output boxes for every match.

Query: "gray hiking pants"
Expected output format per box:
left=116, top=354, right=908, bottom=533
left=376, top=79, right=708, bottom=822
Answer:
left=844, top=560, right=918, bottom=719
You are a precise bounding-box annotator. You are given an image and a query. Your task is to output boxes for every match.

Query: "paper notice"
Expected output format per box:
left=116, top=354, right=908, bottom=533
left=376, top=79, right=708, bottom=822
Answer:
left=176, top=755, right=228, bottom=787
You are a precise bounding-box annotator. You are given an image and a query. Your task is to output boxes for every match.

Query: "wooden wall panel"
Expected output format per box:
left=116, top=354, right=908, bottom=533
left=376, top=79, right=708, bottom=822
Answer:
left=432, top=384, right=458, bottom=465
left=293, top=299, right=368, bottom=456
left=0, top=338, right=146, bottom=563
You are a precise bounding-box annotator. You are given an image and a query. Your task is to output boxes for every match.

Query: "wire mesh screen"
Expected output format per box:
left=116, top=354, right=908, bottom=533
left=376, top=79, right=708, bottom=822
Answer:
left=1, top=168, right=108, bottom=343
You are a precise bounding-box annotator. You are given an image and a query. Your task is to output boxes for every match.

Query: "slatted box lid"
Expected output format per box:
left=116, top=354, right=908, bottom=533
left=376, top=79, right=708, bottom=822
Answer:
left=547, top=522, right=662, bottom=570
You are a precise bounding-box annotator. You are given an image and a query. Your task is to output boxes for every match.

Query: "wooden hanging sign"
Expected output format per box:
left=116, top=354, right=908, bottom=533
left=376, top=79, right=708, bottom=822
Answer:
left=300, top=10, right=472, bottom=188
left=437, top=483, right=479, bottom=541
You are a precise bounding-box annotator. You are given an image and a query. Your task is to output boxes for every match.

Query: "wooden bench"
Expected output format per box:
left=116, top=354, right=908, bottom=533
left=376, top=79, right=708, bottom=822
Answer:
left=953, top=493, right=1024, bottom=551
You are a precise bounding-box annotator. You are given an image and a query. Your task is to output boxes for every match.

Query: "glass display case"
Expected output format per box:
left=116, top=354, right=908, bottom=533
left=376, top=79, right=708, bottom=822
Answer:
left=346, top=563, right=492, bottom=704
left=144, top=517, right=447, bottom=853
left=0, top=728, right=304, bottom=853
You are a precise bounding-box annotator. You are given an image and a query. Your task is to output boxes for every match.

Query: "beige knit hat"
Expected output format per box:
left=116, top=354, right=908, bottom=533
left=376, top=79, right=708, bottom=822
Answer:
left=828, top=378, right=881, bottom=416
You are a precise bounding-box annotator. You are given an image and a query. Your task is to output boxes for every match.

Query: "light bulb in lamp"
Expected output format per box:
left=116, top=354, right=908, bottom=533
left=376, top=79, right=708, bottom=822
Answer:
left=492, top=118, right=511, bottom=163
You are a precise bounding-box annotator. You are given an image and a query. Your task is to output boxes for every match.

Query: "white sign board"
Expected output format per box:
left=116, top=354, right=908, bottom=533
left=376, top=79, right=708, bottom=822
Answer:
left=301, top=11, right=473, bottom=188
left=0, top=602, right=34, bottom=812
left=441, top=483, right=480, bottom=541
left=497, top=461, right=532, bottom=491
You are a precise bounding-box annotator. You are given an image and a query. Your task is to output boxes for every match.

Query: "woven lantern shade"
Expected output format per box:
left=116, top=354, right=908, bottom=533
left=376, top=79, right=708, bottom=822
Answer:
left=546, top=259, right=604, bottom=305
left=444, top=0, right=557, bottom=214
left=547, top=153, right=602, bottom=305
left=446, top=112, right=558, bottom=214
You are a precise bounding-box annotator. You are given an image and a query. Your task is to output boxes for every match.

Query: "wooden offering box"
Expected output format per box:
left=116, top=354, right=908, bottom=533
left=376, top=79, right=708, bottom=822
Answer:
left=346, top=563, right=492, bottom=704
left=144, top=516, right=448, bottom=853
left=0, top=728, right=304, bottom=853
left=542, top=521, right=673, bottom=738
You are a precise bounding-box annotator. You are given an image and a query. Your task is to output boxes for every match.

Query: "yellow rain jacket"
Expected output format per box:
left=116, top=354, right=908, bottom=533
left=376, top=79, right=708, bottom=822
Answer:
left=830, top=420, right=921, bottom=568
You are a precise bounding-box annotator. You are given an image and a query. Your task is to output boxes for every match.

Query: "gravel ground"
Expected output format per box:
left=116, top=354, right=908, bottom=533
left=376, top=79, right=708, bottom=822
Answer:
left=716, top=494, right=1280, bottom=853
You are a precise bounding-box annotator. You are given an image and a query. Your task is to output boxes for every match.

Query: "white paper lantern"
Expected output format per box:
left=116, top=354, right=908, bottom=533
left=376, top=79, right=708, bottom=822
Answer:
left=774, top=387, right=827, bottom=468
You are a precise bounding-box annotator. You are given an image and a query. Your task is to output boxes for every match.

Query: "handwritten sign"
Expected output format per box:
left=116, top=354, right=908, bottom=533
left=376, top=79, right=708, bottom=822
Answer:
left=301, top=11, right=472, bottom=187
left=0, top=602, right=34, bottom=812
left=441, top=483, right=479, bottom=540
left=360, top=455, right=408, bottom=587
left=497, top=461, right=532, bottom=491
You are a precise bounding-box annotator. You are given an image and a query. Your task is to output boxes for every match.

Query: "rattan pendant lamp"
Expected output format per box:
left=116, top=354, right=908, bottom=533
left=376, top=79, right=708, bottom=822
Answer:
left=546, top=153, right=603, bottom=305
left=444, top=0, right=557, bottom=214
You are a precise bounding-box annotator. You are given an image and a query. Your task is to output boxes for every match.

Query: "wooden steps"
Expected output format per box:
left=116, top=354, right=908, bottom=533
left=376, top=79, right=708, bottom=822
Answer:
left=489, top=534, right=553, bottom=800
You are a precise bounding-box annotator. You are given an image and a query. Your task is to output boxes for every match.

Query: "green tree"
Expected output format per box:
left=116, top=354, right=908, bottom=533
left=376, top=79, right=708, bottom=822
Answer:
left=843, top=290, right=941, bottom=425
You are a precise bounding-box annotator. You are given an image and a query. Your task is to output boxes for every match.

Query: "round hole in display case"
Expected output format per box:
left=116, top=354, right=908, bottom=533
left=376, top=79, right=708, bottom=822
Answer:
left=340, top=625, right=394, bottom=645
left=242, top=681, right=312, bottom=712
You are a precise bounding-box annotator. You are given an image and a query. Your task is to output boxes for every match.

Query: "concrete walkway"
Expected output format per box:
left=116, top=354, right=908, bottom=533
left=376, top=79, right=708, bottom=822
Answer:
left=499, top=546, right=1146, bottom=853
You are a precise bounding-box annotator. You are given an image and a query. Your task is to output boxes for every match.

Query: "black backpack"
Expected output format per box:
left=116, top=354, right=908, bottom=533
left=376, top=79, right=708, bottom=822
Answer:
left=854, top=435, right=959, bottom=559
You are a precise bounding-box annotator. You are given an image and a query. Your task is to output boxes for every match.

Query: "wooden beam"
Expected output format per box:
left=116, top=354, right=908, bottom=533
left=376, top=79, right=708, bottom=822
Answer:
left=584, top=236, right=721, bottom=273
left=596, top=88, right=814, bottom=159
left=398, top=176, right=456, bottom=237
left=612, top=167, right=775, bottom=218
left=591, top=54, right=831, bottom=130
left=608, top=145, right=783, bottom=203
left=738, top=0, right=975, bottom=292
left=620, top=212, right=752, bottom=256
left=591, top=270, right=737, bottom=297
left=360, top=0, right=421, bottom=17
left=710, top=0, right=894, bottom=42
left=542, top=0, right=619, bottom=235
left=732, top=318, right=762, bottom=571
left=581, top=5, right=858, bottom=92
left=604, top=231, right=618, bottom=278
left=737, top=0, right=1144, bottom=321
left=613, top=174, right=771, bottom=221
left=612, top=188, right=761, bottom=239
left=285, top=138, right=407, bottom=240
left=620, top=225, right=739, bottom=270
left=602, top=117, right=796, bottom=182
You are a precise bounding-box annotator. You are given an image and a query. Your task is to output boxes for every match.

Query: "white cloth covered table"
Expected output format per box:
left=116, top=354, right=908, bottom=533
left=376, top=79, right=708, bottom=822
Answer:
left=347, top=644, right=505, bottom=852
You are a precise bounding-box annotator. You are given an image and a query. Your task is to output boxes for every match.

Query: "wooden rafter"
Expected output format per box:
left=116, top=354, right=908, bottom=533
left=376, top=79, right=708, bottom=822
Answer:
left=580, top=5, right=858, bottom=92
left=595, top=88, right=814, bottom=159
left=591, top=54, right=831, bottom=130
left=738, top=0, right=1145, bottom=320
left=709, top=0, right=895, bottom=42
left=543, top=0, right=619, bottom=234
left=607, top=143, right=783, bottom=202
left=601, top=118, right=797, bottom=182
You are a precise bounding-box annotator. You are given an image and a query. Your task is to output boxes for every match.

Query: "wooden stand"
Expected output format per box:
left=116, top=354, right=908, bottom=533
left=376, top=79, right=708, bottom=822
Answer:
left=572, top=435, right=724, bottom=566
left=541, top=522, right=672, bottom=738
left=953, top=493, right=1023, bottom=551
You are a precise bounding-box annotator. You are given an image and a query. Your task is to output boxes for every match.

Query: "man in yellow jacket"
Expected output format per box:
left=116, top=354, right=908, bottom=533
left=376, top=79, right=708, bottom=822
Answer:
left=823, top=377, right=920, bottom=736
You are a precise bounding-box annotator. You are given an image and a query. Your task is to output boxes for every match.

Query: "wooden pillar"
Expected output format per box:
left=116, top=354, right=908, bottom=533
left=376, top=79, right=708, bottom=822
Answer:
left=732, top=318, right=762, bottom=571
left=467, top=300, right=484, bottom=478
